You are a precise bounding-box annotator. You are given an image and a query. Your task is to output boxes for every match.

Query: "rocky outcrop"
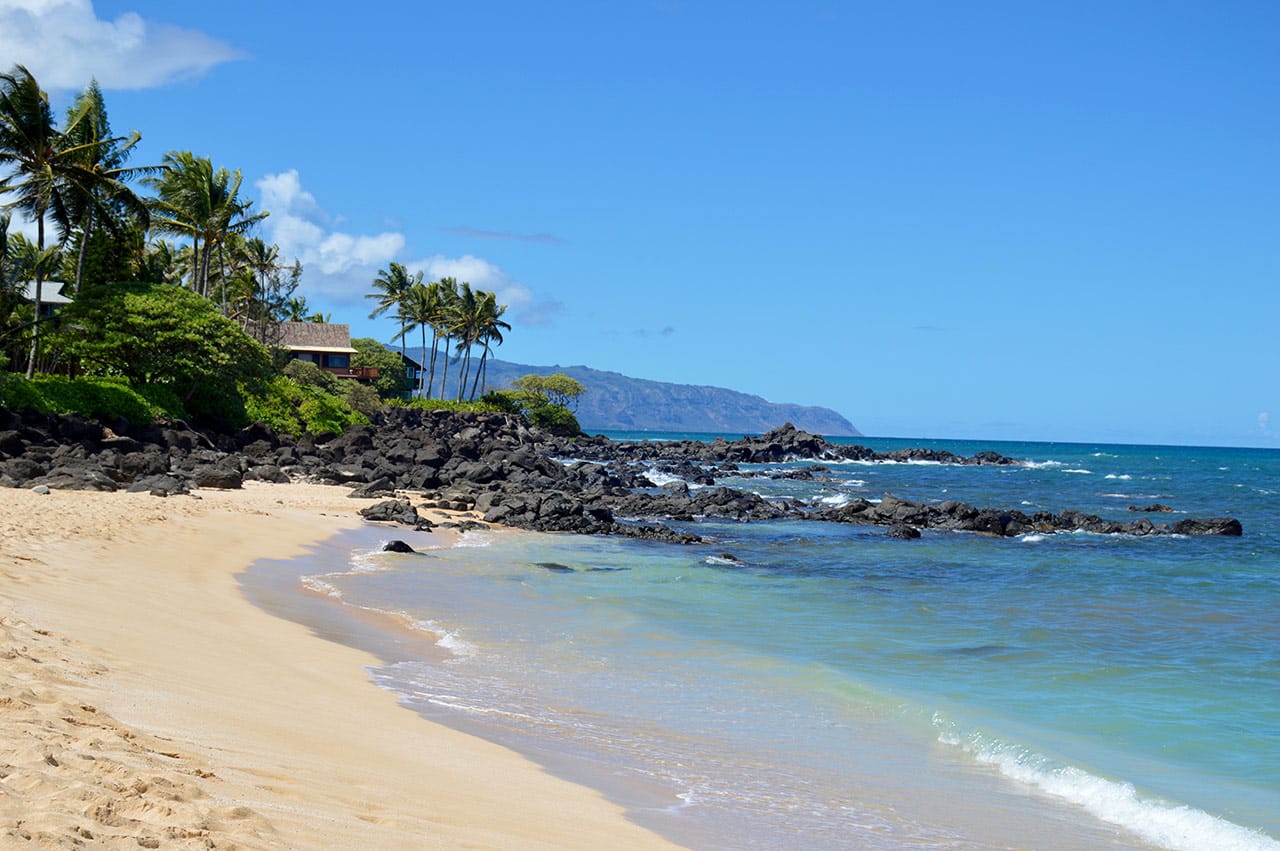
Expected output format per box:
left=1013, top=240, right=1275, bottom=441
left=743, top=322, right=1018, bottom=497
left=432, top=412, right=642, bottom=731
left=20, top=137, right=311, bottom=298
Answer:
left=0, top=405, right=1242, bottom=541
left=546, top=423, right=1019, bottom=467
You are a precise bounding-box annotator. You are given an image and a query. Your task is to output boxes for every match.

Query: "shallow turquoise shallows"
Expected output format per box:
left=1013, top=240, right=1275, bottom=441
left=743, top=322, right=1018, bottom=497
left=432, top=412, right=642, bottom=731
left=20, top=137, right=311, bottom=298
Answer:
left=245, top=437, right=1280, bottom=850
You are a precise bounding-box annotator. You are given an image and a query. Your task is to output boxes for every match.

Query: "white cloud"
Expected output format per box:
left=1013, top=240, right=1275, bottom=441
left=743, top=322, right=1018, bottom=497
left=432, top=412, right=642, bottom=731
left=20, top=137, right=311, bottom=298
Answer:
left=255, top=170, right=405, bottom=304
left=412, top=254, right=561, bottom=326
left=254, top=171, right=559, bottom=325
left=1259, top=411, right=1273, bottom=437
left=0, top=0, right=242, bottom=91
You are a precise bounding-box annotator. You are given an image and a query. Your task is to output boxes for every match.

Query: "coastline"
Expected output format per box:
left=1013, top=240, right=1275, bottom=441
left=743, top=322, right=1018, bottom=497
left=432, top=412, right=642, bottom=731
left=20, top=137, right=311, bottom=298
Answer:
left=0, top=482, right=679, bottom=849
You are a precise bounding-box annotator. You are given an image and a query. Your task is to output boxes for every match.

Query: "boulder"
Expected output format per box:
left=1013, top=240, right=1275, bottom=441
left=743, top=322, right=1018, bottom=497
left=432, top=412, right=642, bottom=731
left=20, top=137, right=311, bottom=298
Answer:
left=381, top=540, right=416, bottom=553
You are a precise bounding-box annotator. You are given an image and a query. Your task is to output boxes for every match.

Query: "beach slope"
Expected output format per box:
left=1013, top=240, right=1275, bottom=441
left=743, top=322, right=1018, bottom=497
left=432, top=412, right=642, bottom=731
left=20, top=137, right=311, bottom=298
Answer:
left=0, top=482, right=678, bottom=849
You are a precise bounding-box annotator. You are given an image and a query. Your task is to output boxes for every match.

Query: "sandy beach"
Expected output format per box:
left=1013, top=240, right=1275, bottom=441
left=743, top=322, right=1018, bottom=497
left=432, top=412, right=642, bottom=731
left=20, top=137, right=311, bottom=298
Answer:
left=0, top=481, right=679, bottom=849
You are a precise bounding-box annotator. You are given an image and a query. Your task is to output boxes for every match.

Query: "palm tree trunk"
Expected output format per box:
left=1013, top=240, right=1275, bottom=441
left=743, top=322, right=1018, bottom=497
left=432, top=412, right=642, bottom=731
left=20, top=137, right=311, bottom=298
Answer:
left=24, top=216, right=44, bottom=379
left=427, top=331, right=440, bottom=399
left=439, top=336, right=451, bottom=400
left=74, top=207, right=93, bottom=292
left=418, top=324, right=428, bottom=398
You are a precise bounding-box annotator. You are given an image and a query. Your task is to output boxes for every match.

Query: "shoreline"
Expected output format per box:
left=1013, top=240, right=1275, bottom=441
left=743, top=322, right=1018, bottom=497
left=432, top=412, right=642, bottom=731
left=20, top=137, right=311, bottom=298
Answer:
left=0, top=482, right=680, bottom=849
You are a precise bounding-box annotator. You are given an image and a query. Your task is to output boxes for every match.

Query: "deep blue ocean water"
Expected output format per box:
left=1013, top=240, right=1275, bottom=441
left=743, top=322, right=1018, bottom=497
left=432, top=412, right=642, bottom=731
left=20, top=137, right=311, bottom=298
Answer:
left=246, top=435, right=1280, bottom=849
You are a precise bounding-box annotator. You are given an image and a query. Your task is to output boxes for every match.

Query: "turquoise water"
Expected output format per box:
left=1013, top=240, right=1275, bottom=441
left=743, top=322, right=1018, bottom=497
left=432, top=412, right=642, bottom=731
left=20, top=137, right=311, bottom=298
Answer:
left=248, top=437, right=1280, bottom=849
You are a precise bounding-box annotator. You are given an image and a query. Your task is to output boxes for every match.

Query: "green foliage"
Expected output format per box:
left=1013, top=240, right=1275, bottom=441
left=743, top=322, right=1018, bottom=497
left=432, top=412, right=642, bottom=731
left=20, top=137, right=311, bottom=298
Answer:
left=0, top=373, right=171, bottom=425
left=133, top=382, right=187, bottom=419
left=389, top=396, right=506, bottom=414
left=47, top=282, right=271, bottom=423
left=527, top=402, right=582, bottom=436
left=511, top=373, right=585, bottom=411
left=338, top=380, right=382, bottom=417
left=351, top=337, right=412, bottom=399
left=243, top=376, right=368, bottom=436
left=283, top=358, right=340, bottom=394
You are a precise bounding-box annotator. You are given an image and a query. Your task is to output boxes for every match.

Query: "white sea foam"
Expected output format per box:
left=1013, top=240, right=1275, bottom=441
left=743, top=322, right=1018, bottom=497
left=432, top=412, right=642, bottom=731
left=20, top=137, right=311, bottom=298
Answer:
left=934, top=719, right=1280, bottom=851
left=300, top=575, right=342, bottom=598
left=1023, top=460, right=1065, bottom=469
left=643, top=467, right=686, bottom=488
left=704, top=555, right=743, bottom=566
left=1062, top=469, right=1093, bottom=475
left=820, top=493, right=852, bottom=507
left=1104, top=474, right=1133, bottom=481
left=451, top=533, right=494, bottom=548
left=1020, top=500, right=1035, bottom=506
left=1019, top=534, right=1047, bottom=543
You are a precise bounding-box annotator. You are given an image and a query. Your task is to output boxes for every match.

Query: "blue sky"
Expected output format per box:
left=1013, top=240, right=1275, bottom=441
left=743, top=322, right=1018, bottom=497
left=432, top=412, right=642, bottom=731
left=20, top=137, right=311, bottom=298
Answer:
left=3, top=0, right=1277, bottom=446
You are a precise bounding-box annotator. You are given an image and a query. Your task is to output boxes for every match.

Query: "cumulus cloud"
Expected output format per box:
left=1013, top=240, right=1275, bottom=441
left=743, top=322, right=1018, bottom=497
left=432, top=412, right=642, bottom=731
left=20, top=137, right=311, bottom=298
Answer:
left=0, top=0, right=243, bottom=91
left=412, top=253, right=562, bottom=326
left=255, top=170, right=404, bottom=303
left=255, top=172, right=557, bottom=326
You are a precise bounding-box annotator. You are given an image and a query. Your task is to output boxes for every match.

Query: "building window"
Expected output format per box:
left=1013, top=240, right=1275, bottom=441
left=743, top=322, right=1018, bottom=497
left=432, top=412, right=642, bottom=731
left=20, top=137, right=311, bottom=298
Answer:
left=293, top=352, right=318, bottom=363
left=325, top=354, right=350, bottom=369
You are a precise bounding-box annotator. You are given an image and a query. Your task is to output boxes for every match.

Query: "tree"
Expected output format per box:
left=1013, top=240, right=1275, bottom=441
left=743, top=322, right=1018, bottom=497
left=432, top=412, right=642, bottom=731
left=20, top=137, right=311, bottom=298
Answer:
left=467, top=290, right=510, bottom=400
left=48, top=282, right=271, bottom=422
left=366, top=262, right=420, bottom=365
left=432, top=276, right=460, bottom=399
left=351, top=337, right=412, bottom=400
left=396, top=280, right=444, bottom=397
left=144, top=151, right=267, bottom=306
left=512, top=373, right=586, bottom=411
left=0, top=65, right=97, bottom=377
left=59, top=80, right=153, bottom=293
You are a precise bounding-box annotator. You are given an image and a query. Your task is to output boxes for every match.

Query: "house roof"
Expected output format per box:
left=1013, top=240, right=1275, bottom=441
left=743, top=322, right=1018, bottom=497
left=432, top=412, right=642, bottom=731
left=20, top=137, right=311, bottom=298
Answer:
left=20, top=281, right=72, bottom=305
left=274, top=322, right=356, bottom=352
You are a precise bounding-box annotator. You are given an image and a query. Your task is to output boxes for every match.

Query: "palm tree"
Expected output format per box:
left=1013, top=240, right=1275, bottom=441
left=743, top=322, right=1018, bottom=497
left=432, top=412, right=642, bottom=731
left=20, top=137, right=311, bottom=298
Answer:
left=433, top=277, right=462, bottom=400
left=144, top=151, right=267, bottom=306
left=467, top=291, right=510, bottom=400
left=449, top=282, right=491, bottom=400
left=366, top=262, right=421, bottom=364
left=283, top=295, right=311, bottom=322
left=60, top=80, right=153, bottom=293
left=0, top=65, right=75, bottom=376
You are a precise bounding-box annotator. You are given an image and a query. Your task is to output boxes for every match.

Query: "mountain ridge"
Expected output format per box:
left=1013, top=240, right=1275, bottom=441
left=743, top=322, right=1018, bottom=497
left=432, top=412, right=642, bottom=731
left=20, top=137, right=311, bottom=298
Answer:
left=423, top=355, right=861, bottom=437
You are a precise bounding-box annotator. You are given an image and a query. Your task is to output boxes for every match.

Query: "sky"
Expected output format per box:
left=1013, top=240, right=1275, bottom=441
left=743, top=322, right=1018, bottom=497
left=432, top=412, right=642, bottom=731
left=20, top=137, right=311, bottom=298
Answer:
left=2, top=0, right=1277, bottom=446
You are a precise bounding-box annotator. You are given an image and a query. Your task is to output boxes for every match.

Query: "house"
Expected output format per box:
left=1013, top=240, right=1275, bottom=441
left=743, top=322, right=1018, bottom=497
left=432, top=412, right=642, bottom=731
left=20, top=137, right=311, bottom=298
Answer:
left=20, top=281, right=72, bottom=319
left=399, top=350, right=425, bottom=393
left=273, top=322, right=378, bottom=381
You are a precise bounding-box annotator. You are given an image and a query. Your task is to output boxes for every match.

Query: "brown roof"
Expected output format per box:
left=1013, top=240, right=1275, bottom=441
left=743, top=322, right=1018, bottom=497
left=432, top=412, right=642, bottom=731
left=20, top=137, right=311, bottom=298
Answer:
left=275, top=322, right=354, bottom=349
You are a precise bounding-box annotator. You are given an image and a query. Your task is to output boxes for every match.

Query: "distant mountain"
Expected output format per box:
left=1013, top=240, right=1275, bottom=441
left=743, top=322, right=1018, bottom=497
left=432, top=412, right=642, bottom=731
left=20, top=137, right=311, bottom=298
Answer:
left=418, top=355, right=860, bottom=437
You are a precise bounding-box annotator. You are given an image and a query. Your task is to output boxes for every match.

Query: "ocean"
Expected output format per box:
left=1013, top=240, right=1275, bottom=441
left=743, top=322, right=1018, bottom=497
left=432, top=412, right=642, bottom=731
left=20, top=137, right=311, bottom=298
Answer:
left=242, top=435, right=1280, bottom=849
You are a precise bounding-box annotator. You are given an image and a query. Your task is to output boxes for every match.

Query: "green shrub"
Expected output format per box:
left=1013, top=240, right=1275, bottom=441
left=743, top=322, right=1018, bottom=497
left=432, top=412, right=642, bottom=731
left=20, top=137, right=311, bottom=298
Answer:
left=0, top=371, right=43, bottom=411
left=392, top=396, right=512, bottom=414
left=283, top=358, right=340, bottom=394
left=527, top=403, right=582, bottom=436
left=244, top=376, right=369, bottom=436
left=133, top=383, right=188, bottom=419
left=0, top=374, right=161, bottom=426
left=339, top=380, right=383, bottom=417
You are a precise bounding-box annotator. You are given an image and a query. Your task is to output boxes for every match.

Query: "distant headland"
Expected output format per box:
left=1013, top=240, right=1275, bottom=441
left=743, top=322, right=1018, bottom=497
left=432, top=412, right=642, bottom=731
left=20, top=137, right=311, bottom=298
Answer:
left=451, top=357, right=861, bottom=437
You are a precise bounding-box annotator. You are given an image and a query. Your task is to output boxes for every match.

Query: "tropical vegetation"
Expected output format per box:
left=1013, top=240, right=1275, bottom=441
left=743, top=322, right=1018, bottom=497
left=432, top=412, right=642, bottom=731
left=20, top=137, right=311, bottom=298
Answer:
left=0, top=64, right=581, bottom=438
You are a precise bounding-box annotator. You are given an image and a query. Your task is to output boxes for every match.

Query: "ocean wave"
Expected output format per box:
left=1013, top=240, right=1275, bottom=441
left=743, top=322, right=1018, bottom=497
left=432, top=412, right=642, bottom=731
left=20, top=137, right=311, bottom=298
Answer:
left=300, top=575, right=342, bottom=598
left=819, top=493, right=852, bottom=507
left=1062, top=469, right=1093, bottom=475
left=643, top=467, right=687, bottom=488
left=1023, top=460, right=1065, bottom=469
left=1018, top=534, right=1048, bottom=543
left=934, top=719, right=1279, bottom=851
left=1104, top=474, right=1133, bottom=481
